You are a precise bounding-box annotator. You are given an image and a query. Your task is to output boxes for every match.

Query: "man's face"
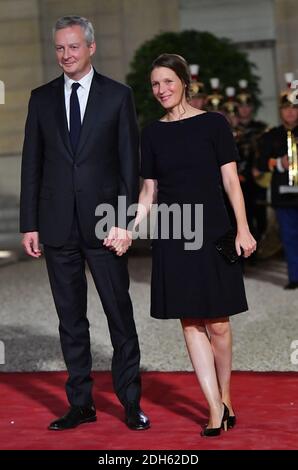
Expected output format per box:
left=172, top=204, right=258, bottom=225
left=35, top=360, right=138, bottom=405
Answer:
left=280, top=106, right=298, bottom=127
left=238, top=104, right=253, bottom=120
left=55, top=25, right=96, bottom=80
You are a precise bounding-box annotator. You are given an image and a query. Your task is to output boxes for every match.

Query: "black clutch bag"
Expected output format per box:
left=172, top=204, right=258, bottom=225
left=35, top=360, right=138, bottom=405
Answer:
left=215, top=228, right=240, bottom=264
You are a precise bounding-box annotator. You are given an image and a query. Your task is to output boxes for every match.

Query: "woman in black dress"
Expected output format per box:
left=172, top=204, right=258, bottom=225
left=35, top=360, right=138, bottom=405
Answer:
left=134, top=54, right=256, bottom=437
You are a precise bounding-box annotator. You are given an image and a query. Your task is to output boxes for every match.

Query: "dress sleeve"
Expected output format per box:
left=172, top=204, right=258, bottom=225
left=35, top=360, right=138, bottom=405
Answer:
left=140, top=127, right=156, bottom=179
left=214, top=113, right=239, bottom=166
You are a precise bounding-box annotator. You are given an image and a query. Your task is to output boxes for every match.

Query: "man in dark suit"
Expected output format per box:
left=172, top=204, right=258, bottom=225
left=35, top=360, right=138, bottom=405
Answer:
left=20, top=16, right=150, bottom=431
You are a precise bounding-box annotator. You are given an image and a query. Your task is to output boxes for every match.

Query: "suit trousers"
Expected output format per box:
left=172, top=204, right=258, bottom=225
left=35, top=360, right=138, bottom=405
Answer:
left=43, top=211, right=141, bottom=407
left=276, top=207, right=298, bottom=282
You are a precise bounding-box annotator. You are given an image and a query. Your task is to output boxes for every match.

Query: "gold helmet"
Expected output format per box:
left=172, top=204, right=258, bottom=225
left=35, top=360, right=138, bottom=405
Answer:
left=222, top=87, right=238, bottom=116
left=206, top=77, right=223, bottom=111
left=189, top=64, right=206, bottom=98
left=279, top=73, right=298, bottom=108
left=236, top=79, right=253, bottom=106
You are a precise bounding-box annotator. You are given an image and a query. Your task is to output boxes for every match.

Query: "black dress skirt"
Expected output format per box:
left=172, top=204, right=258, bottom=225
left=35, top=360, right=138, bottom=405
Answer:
left=140, top=112, right=248, bottom=319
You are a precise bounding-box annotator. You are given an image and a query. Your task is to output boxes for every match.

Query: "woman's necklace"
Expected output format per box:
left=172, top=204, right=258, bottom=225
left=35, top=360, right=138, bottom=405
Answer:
left=166, top=110, right=187, bottom=122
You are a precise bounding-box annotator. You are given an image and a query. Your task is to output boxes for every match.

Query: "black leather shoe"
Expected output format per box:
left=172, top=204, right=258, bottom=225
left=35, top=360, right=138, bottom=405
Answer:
left=48, top=405, right=96, bottom=430
left=227, top=415, right=236, bottom=429
left=201, top=403, right=229, bottom=437
left=125, top=402, right=150, bottom=430
left=284, top=281, right=298, bottom=290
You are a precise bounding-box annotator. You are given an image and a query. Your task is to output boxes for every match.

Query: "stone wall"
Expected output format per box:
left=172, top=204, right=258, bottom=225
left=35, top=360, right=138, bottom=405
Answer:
left=0, top=0, right=43, bottom=157
left=40, top=0, right=179, bottom=82
left=275, top=0, right=298, bottom=91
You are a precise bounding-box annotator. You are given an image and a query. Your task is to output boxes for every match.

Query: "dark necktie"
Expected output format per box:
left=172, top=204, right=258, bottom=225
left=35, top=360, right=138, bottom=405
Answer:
left=69, top=82, right=81, bottom=153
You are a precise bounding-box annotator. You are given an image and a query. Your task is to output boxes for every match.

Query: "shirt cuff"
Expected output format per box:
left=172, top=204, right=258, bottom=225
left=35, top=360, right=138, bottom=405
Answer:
left=276, top=158, right=285, bottom=173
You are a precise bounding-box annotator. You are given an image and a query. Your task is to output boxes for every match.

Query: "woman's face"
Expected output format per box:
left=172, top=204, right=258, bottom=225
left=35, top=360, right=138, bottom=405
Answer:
left=151, top=66, right=185, bottom=109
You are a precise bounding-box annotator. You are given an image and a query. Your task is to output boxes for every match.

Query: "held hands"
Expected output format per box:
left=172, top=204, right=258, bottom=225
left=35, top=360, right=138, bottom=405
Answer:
left=22, top=231, right=42, bottom=258
left=103, top=226, right=133, bottom=256
left=235, top=227, right=257, bottom=258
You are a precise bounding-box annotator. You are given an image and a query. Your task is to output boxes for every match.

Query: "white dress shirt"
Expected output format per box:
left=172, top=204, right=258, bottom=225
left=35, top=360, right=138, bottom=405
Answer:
left=64, top=66, right=94, bottom=130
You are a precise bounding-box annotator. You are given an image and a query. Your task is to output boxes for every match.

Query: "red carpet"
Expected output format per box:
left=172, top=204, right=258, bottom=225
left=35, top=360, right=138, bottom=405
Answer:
left=0, top=371, right=297, bottom=450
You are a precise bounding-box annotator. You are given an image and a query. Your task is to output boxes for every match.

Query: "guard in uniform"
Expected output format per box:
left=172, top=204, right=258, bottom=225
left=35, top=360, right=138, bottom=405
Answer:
left=222, top=86, right=239, bottom=130
left=235, top=80, right=268, bottom=243
left=207, top=86, right=238, bottom=228
left=257, top=74, right=298, bottom=288
left=189, top=64, right=206, bottom=110
left=206, top=77, right=224, bottom=112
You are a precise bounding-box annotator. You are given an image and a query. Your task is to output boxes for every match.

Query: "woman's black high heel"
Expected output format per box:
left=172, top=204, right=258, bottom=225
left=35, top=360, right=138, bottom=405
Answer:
left=201, top=403, right=229, bottom=437
left=227, top=415, right=236, bottom=429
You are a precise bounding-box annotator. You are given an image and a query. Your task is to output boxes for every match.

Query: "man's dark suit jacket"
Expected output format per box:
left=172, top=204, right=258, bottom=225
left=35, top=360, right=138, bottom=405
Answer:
left=20, top=70, right=139, bottom=247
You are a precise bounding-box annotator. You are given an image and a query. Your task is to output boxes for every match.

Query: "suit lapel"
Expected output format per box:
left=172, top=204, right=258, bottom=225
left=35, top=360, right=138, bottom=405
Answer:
left=75, top=74, right=104, bottom=158
left=52, top=75, right=73, bottom=159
